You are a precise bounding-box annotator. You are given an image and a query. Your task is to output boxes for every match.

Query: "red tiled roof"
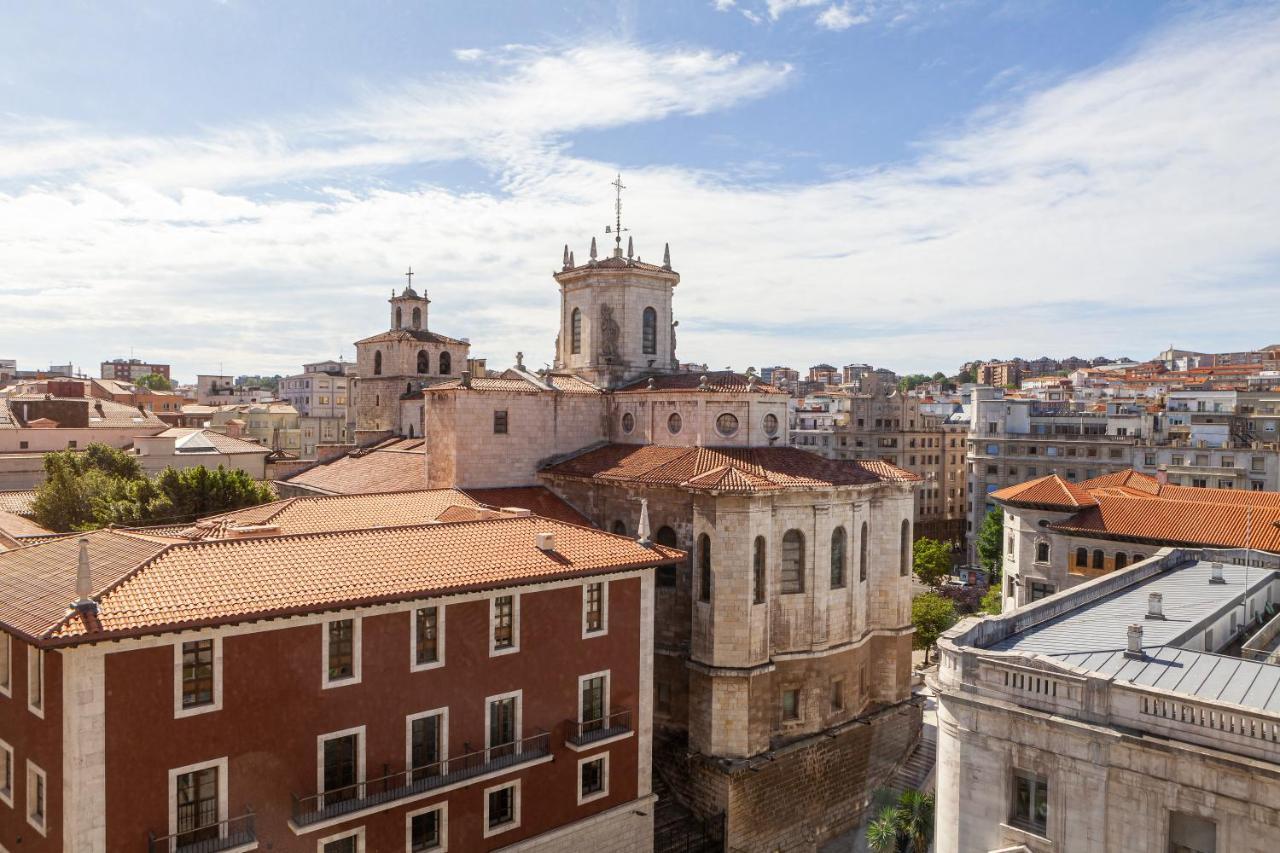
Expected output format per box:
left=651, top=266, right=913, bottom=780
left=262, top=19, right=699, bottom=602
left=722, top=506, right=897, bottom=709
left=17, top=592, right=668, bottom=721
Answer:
left=462, top=487, right=594, bottom=526
left=614, top=371, right=785, bottom=395
left=38, top=516, right=682, bottom=645
left=282, top=440, right=426, bottom=495
left=0, top=511, right=52, bottom=539
left=1078, top=470, right=1161, bottom=494
left=353, top=329, right=469, bottom=347
left=541, top=444, right=919, bottom=493
left=990, top=474, right=1097, bottom=509
left=0, top=491, right=36, bottom=516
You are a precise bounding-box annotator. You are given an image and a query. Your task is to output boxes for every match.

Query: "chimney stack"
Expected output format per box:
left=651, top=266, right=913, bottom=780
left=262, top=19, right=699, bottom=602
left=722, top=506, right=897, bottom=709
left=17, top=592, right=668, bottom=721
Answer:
left=1145, top=592, right=1164, bottom=620
left=461, top=370, right=472, bottom=389
left=637, top=498, right=652, bottom=546
left=74, top=537, right=97, bottom=614
left=1210, top=562, right=1225, bottom=584
left=1125, top=624, right=1144, bottom=658
left=1156, top=465, right=1168, bottom=486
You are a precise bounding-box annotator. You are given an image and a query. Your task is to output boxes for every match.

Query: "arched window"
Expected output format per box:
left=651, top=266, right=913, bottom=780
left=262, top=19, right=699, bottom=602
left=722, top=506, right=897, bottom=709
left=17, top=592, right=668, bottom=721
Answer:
left=612, top=520, right=627, bottom=536
left=1035, top=541, right=1050, bottom=563
left=656, top=526, right=677, bottom=587
left=438, top=352, right=451, bottom=375
left=899, top=520, right=911, bottom=576
left=373, top=350, right=382, bottom=376
left=1075, top=547, right=1088, bottom=568
left=395, top=307, right=402, bottom=328
left=417, top=350, right=429, bottom=374
left=571, top=308, right=582, bottom=354
left=1115, top=553, right=1128, bottom=570
left=781, top=530, right=805, bottom=594
left=1092, top=549, right=1104, bottom=570
left=859, top=521, right=869, bottom=582
left=830, top=526, right=847, bottom=588
left=642, top=307, right=657, bottom=354
left=411, top=306, right=422, bottom=329
left=753, top=536, right=766, bottom=604
left=698, top=534, right=712, bottom=603
left=406, top=382, right=412, bottom=396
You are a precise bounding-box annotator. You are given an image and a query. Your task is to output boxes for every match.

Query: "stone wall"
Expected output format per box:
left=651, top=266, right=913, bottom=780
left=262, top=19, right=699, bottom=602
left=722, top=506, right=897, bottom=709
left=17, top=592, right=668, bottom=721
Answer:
left=497, top=796, right=656, bottom=852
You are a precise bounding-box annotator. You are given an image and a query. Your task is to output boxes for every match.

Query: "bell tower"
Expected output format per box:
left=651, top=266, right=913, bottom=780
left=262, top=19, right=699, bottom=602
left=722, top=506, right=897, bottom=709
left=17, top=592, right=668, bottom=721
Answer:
left=390, top=267, right=430, bottom=331
left=552, top=176, right=680, bottom=389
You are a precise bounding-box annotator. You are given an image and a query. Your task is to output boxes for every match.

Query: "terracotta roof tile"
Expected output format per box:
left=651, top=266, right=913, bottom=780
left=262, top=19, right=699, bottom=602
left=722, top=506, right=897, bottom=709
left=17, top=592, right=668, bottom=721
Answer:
left=282, top=441, right=427, bottom=495
left=0, top=512, right=52, bottom=539
left=461, top=487, right=594, bottom=526
left=990, top=475, right=1097, bottom=509
left=0, top=491, right=36, bottom=516
left=614, top=371, right=785, bottom=395
left=353, top=329, right=470, bottom=347
left=542, top=444, right=919, bottom=493
left=158, top=427, right=271, bottom=455
left=43, top=516, right=682, bottom=644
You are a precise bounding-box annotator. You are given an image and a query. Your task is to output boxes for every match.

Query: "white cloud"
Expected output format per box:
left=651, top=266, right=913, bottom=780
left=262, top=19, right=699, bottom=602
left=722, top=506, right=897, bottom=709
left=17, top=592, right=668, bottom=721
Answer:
left=712, top=0, right=736, bottom=10
left=767, top=0, right=826, bottom=21
left=816, top=4, right=870, bottom=30
left=453, top=48, right=485, bottom=62
left=2, top=8, right=1280, bottom=380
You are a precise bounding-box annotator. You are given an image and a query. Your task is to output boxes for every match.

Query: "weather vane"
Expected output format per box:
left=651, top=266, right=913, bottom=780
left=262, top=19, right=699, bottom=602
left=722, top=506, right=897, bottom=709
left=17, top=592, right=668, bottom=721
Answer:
left=605, top=173, right=628, bottom=253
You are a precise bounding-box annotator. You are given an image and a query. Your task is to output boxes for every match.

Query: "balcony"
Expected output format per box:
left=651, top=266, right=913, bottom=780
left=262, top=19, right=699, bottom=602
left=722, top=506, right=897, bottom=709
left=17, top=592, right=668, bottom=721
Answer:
left=148, top=810, right=255, bottom=853
left=290, top=731, right=549, bottom=829
left=566, top=709, right=633, bottom=750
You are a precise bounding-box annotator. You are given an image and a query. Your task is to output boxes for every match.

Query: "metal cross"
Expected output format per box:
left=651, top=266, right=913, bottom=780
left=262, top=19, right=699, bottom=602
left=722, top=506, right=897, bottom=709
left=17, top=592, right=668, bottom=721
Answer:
left=609, top=173, right=628, bottom=248
left=405, top=267, right=414, bottom=287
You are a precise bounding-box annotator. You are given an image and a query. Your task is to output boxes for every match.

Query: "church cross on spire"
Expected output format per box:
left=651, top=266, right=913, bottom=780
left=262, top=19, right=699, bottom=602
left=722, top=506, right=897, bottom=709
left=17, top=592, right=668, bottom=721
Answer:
left=606, top=173, right=628, bottom=257
left=405, top=266, right=414, bottom=288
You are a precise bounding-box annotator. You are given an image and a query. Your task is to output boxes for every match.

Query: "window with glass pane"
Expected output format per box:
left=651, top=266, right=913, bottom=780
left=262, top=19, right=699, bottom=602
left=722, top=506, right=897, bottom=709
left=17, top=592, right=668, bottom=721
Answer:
left=323, top=837, right=357, bottom=853
left=830, top=527, right=847, bottom=588
left=488, top=785, right=515, bottom=828
left=1029, top=581, right=1055, bottom=601
left=581, top=675, right=605, bottom=733
left=781, top=530, right=804, bottom=593
left=1011, top=770, right=1048, bottom=835
left=411, top=715, right=442, bottom=781
left=410, top=809, right=441, bottom=851
left=581, top=757, right=605, bottom=797
left=0, top=749, right=9, bottom=798
left=489, top=697, right=517, bottom=758
left=642, top=307, right=657, bottom=354
left=697, top=534, right=711, bottom=602
left=782, top=688, right=799, bottom=720
left=323, top=734, right=358, bottom=804
left=29, top=649, right=42, bottom=709
left=493, top=596, right=514, bottom=649
left=655, top=527, right=678, bottom=587
left=753, top=537, right=766, bottom=604
left=31, top=770, right=44, bottom=822
left=415, top=607, right=438, bottom=665
left=0, top=633, right=8, bottom=691
left=182, top=639, right=215, bottom=708
left=584, top=583, right=603, bottom=633
left=176, top=766, right=219, bottom=844
left=859, top=522, right=868, bottom=582
left=327, top=620, right=354, bottom=681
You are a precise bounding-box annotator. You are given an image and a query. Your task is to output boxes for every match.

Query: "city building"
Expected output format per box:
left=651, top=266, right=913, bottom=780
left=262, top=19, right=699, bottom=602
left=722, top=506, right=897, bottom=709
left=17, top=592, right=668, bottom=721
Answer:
left=411, top=220, right=924, bottom=849
left=195, top=375, right=277, bottom=406
left=933, top=546, right=1280, bottom=852
left=208, top=403, right=302, bottom=456
left=281, top=362, right=355, bottom=458
left=808, top=363, right=838, bottom=385
left=0, top=380, right=168, bottom=457
left=100, top=358, right=171, bottom=382
left=0, top=499, right=679, bottom=852
left=978, top=360, right=1024, bottom=388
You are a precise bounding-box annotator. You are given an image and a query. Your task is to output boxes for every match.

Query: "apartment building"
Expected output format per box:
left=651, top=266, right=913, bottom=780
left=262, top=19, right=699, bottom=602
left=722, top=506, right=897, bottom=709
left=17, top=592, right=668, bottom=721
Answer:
left=0, top=498, right=678, bottom=852
left=282, top=363, right=355, bottom=458
left=978, top=360, right=1024, bottom=388
left=100, top=358, right=170, bottom=382
left=209, top=403, right=302, bottom=456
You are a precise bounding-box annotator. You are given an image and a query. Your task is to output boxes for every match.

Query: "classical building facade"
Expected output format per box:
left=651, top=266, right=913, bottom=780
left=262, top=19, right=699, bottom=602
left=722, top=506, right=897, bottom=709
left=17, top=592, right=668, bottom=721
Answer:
left=416, top=223, right=924, bottom=850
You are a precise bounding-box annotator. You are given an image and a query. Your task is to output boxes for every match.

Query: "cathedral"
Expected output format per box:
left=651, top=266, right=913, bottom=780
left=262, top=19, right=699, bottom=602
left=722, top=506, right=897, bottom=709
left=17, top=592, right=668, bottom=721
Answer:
left=356, top=197, right=923, bottom=851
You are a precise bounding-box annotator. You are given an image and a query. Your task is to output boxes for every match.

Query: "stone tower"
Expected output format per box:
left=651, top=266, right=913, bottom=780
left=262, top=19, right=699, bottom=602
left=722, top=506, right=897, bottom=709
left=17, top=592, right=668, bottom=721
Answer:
left=552, top=239, right=680, bottom=389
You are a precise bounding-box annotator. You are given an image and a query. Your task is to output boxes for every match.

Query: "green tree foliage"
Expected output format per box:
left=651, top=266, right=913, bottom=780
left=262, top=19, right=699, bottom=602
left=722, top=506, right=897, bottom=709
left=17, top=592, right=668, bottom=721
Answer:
left=912, top=592, right=958, bottom=664
left=980, top=586, right=1003, bottom=616
left=912, top=537, right=952, bottom=588
left=977, top=508, right=1004, bottom=583
left=866, top=789, right=936, bottom=852
left=235, top=374, right=282, bottom=392
left=897, top=373, right=933, bottom=392
left=31, top=442, right=274, bottom=532
left=134, top=373, right=172, bottom=391
left=956, top=367, right=977, bottom=384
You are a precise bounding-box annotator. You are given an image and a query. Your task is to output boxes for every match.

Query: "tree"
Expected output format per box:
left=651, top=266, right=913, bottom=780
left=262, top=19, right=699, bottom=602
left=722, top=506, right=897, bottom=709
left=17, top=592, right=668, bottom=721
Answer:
left=977, top=508, right=1003, bottom=583
left=912, top=537, right=951, bottom=588
left=912, top=592, right=958, bottom=664
left=866, top=789, right=936, bottom=852
left=980, top=586, right=1003, bottom=616
left=135, top=373, right=172, bottom=391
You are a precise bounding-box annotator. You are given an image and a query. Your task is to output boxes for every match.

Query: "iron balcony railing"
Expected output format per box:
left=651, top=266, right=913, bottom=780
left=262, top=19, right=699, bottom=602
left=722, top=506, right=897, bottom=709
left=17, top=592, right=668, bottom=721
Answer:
left=147, top=809, right=255, bottom=853
left=291, top=731, right=549, bottom=827
left=566, top=709, right=632, bottom=747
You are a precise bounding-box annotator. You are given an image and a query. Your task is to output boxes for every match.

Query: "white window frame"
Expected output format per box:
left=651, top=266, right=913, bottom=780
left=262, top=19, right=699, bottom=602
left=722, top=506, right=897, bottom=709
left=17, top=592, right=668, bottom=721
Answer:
left=577, top=670, right=611, bottom=725
left=409, top=605, right=446, bottom=673
left=173, top=633, right=223, bottom=718
left=168, top=756, right=229, bottom=844
left=25, top=760, right=46, bottom=836
left=405, top=707, right=449, bottom=781
left=576, top=752, right=610, bottom=806
left=482, top=779, right=521, bottom=839
left=484, top=689, right=522, bottom=759
left=0, top=632, right=10, bottom=697
left=318, top=826, right=365, bottom=853
left=581, top=580, right=609, bottom=639
left=316, top=725, right=366, bottom=811
left=0, top=738, right=12, bottom=807
left=322, top=615, right=362, bottom=689
left=405, top=801, right=448, bottom=852
left=26, top=646, right=43, bottom=718
left=489, top=594, right=520, bottom=657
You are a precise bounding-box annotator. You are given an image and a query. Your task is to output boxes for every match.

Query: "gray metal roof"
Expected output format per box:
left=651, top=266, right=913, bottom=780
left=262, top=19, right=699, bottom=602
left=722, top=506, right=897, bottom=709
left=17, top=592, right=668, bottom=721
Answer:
left=992, top=560, right=1280, bottom=713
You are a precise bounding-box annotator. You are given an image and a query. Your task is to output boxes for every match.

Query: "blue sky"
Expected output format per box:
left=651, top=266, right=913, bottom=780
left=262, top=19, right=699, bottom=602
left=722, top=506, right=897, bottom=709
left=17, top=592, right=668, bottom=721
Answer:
left=2, top=1, right=1278, bottom=380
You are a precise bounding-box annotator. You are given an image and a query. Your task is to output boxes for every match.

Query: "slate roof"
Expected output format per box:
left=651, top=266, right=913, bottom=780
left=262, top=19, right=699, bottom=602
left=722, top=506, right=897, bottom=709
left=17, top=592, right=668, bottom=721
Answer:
left=541, top=444, right=919, bottom=493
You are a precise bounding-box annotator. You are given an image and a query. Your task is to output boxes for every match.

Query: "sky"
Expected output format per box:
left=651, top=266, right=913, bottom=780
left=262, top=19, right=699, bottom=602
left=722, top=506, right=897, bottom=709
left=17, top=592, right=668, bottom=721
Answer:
left=2, top=0, right=1279, bottom=381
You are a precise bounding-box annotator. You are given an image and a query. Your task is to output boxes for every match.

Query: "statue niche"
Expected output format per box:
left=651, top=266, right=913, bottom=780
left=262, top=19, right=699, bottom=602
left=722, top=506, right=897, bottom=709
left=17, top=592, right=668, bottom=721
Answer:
left=600, top=304, right=620, bottom=362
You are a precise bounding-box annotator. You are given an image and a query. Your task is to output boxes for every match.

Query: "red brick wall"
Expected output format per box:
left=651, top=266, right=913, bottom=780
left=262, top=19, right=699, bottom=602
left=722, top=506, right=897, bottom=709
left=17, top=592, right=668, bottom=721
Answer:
left=103, top=577, right=643, bottom=851
left=0, top=635, right=63, bottom=853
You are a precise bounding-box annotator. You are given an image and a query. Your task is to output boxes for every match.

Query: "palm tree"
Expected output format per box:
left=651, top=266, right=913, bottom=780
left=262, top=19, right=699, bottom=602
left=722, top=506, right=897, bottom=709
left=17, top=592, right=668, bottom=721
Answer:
left=865, top=789, right=936, bottom=852
left=866, top=806, right=903, bottom=853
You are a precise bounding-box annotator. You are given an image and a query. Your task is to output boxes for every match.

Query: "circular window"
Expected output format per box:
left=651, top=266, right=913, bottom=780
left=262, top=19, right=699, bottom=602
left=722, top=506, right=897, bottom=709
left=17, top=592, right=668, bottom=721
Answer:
left=716, top=413, right=739, bottom=437
left=762, top=413, right=779, bottom=436
left=622, top=412, right=635, bottom=433
left=667, top=412, right=683, bottom=434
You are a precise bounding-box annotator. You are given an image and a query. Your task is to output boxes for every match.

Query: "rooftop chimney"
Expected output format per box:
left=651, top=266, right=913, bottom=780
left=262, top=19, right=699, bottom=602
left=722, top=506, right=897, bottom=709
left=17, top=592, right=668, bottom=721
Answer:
left=637, top=498, right=652, bottom=546
left=461, top=370, right=472, bottom=389
left=535, top=532, right=556, bottom=552
left=74, top=537, right=97, bottom=614
left=1145, top=592, right=1164, bottom=620
left=1156, top=465, right=1168, bottom=486
left=1125, top=624, right=1144, bottom=659
left=1210, top=562, right=1226, bottom=584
